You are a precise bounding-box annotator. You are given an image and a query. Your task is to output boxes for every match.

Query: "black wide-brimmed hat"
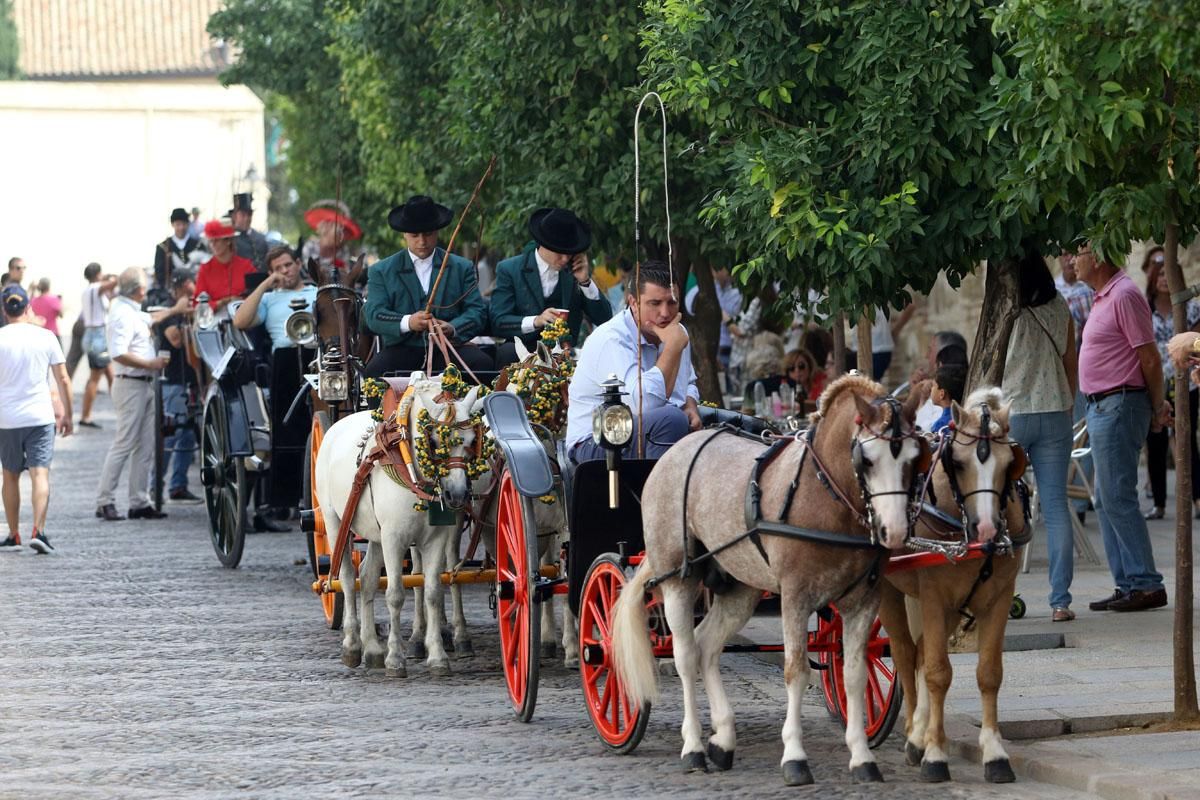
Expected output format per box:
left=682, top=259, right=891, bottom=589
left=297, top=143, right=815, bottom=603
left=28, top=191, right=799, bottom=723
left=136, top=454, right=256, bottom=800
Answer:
left=388, top=195, right=453, bottom=233
left=529, top=208, right=591, bottom=255
left=232, top=193, right=254, bottom=213
left=170, top=207, right=189, bottom=223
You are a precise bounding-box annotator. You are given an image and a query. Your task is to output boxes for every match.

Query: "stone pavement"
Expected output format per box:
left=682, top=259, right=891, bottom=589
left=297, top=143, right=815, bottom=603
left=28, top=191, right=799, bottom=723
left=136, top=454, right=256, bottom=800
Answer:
left=0, top=396, right=1184, bottom=799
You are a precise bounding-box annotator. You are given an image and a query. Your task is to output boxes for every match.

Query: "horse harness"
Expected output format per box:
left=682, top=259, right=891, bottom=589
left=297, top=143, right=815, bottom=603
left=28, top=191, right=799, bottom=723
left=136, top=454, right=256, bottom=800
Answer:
left=647, top=396, right=927, bottom=607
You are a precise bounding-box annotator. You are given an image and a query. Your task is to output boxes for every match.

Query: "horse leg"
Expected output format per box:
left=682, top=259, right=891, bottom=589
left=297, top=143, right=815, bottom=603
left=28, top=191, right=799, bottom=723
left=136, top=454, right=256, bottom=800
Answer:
left=336, top=529, right=362, bottom=669
left=662, top=578, right=707, bottom=772
left=448, top=528, right=473, bottom=657
left=839, top=598, right=884, bottom=782
left=358, top=540, right=386, bottom=669
left=918, top=601, right=956, bottom=782
left=878, top=585, right=922, bottom=766
left=561, top=593, right=578, bottom=669
left=974, top=588, right=1016, bottom=783
left=407, top=546, right=427, bottom=660
left=539, top=538, right=558, bottom=659
left=420, top=536, right=453, bottom=676
left=380, top=528, right=408, bottom=678
left=778, top=584, right=813, bottom=786
left=695, top=583, right=759, bottom=771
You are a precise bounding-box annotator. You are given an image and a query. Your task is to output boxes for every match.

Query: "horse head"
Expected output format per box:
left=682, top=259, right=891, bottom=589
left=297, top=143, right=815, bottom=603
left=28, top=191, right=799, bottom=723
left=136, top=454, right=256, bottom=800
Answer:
left=939, top=387, right=1026, bottom=543
left=498, top=336, right=574, bottom=440
left=818, top=374, right=926, bottom=550
left=411, top=375, right=488, bottom=510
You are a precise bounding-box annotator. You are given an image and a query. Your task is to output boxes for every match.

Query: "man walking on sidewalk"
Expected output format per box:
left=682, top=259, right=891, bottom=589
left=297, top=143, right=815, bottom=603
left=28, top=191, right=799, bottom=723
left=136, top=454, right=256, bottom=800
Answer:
left=1075, top=242, right=1169, bottom=613
left=94, top=269, right=188, bottom=521
left=0, top=285, right=73, bottom=553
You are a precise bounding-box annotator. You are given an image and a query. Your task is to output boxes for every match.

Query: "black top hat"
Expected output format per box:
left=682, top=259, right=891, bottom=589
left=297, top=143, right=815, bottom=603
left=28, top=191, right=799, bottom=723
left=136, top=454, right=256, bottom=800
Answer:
left=170, top=207, right=189, bottom=223
left=529, top=208, right=591, bottom=255
left=388, top=195, right=453, bottom=233
left=232, top=193, right=254, bottom=212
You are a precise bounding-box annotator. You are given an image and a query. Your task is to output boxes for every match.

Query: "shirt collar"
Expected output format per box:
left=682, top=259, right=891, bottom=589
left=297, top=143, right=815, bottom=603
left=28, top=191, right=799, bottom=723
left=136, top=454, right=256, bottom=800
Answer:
left=534, top=248, right=553, bottom=276
left=620, top=308, right=656, bottom=350
left=409, top=250, right=434, bottom=271
left=1094, top=269, right=1129, bottom=300
left=171, top=235, right=188, bottom=249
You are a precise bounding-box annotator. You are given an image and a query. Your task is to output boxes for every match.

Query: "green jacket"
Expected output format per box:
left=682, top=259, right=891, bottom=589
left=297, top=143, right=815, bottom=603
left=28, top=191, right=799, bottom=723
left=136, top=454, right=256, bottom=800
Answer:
left=489, top=250, right=613, bottom=349
left=364, top=248, right=487, bottom=348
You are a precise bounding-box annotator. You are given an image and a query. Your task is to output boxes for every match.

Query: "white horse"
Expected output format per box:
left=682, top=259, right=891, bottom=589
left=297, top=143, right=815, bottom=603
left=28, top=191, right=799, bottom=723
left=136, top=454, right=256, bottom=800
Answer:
left=315, top=374, right=486, bottom=676
left=408, top=339, right=577, bottom=666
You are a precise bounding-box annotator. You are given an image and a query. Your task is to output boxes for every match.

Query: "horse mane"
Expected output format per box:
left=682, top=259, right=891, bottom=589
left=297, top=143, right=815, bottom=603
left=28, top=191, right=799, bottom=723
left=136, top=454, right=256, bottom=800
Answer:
left=960, top=386, right=1007, bottom=435
left=812, top=373, right=884, bottom=420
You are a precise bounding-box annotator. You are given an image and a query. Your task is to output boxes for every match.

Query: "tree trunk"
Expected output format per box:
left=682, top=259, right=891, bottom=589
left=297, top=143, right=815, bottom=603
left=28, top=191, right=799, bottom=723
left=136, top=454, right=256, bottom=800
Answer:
left=1163, top=214, right=1200, bottom=721
left=856, top=312, right=873, bottom=377
left=966, top=257, right=1021, bottom=394
left=682, top=254, right=724, bottom=405
left=832, top=314, right=847, bottom=379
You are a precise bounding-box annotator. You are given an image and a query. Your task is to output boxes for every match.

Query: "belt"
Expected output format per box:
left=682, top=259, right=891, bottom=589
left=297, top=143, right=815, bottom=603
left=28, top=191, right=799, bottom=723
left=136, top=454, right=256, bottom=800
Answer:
left=116, top=374, right=153, bottom=383
left=1085, top=385, right=1145, bottom=404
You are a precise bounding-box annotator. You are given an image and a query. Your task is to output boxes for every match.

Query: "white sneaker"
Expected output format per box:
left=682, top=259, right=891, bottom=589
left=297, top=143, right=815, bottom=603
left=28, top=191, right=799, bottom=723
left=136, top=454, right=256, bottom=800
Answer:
left=28, top=533, right=55, bottom=554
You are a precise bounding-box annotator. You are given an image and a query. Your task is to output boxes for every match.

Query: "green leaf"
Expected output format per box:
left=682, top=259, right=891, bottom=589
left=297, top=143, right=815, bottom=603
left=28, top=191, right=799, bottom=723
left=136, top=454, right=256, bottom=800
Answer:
left=1125, top=108, right=1144, bottom=129
left=1100, top=81, right=1123, bottom=93
left=1043, top=76, right=1059, bottom=99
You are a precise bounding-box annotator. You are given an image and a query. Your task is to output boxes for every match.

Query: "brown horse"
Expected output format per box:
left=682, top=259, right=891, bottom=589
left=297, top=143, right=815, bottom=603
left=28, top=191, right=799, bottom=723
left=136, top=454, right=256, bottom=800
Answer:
left=878, top=386, right=1029, bottom=784
left=612, top=375, right=926, bottom=786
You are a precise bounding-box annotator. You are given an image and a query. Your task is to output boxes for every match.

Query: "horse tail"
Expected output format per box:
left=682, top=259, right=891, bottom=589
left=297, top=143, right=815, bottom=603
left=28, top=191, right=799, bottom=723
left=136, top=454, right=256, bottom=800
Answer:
left=611, top=561, right=659, bottom=707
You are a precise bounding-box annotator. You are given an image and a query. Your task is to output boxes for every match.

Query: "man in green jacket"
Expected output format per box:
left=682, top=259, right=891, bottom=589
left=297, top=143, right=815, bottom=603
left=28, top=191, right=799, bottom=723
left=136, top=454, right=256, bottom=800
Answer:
left=490, top=207, right=612, bottom=366
left=363, top=195, right=491, bottom=377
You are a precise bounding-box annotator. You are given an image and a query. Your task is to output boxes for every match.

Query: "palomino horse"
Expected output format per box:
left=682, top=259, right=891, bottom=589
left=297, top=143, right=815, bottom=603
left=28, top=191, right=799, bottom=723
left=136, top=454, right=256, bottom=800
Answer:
left=409, top=338, right=577, bottom=664
left=315, top=375, right=487, bottom=675
left=878, top=386, right=1029, bottom=783
left=612, top=375, right=925, bottom=785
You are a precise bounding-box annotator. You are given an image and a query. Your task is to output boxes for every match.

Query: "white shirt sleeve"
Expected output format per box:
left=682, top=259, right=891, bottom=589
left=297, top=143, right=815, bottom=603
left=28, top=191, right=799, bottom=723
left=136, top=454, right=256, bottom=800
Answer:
left=578, top=281, right=601, bottom=301
left=521, top=316, right=537, bottom=334
left=400, top=314, right=413, bottom=334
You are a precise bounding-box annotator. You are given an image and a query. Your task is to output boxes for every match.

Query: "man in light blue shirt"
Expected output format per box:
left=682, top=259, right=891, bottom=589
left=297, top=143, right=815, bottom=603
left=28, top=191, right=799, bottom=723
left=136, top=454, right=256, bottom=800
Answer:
left=567, top=260, right=702, bottom=462
left=233, top=245, right=317, bottom=349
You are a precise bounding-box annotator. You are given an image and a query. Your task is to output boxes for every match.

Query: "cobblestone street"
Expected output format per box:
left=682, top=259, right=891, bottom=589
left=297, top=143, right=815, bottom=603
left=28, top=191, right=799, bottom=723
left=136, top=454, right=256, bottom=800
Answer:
left=1, top=402, right=1099, bottom=800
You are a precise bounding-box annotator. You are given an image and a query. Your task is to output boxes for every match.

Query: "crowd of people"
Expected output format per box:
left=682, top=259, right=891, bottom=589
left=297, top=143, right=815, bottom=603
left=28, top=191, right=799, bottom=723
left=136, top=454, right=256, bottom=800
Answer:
left=0, top=196, right=1180, bottom=623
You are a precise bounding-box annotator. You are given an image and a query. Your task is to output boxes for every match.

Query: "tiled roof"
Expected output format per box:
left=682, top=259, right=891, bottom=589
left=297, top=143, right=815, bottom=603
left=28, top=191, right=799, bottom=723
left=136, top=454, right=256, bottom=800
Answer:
left=13, top=0, right=230, bottom=79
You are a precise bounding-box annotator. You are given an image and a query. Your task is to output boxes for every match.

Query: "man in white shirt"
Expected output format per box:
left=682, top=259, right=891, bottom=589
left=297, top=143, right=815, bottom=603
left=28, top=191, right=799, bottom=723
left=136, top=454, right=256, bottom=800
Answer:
left=0, top=285, right=73, bottom=553
left=79, top=263, right=118, bottom=428
left=94, top=268, right=189, bottom=521
left=567, top=261, right=702, bottom=462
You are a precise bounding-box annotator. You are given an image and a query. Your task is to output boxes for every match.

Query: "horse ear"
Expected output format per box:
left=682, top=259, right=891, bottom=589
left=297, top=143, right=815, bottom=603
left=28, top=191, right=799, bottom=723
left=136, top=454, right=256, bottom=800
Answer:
left=461, top=384, right=482, bottom=412
left=514, top=337, right=531, bottom=362
left=951, top=399, right=964, bottom=427
left=306, top=256, right=323, bottom=286
left=536, top=341, right=552, bottom=364
left=852, top=393, right=876, bottom=426
left=345, top=254, right=366, bottom=286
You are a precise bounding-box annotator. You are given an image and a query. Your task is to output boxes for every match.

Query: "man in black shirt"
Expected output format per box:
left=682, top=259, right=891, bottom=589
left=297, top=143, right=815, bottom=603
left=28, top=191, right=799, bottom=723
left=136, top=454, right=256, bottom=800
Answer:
left=158, top=272, right=201, bottom=503
left=153, top=208, right=206, bottom=300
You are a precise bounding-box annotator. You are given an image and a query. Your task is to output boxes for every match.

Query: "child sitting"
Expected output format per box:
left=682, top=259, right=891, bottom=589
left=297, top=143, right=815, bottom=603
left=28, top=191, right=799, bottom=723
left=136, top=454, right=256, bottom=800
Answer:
left=929, top=364, right=967, bottom=434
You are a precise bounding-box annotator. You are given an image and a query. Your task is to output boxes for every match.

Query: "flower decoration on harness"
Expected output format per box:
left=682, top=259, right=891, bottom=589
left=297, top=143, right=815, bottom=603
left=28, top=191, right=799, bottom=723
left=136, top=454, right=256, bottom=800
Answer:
left=539, top=316, right=570, bottom=345
left=409, top=394, right=494, bottom=513
left=501, top=354, right=573, bottom=438
left=362, top=378, right=389, bottom=421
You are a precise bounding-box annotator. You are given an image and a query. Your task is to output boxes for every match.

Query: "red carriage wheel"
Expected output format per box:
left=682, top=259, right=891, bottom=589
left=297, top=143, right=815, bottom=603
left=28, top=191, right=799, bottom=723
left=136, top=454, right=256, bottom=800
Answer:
left=821, top=608, right=901, bottom=748
left=579, top=554, right=650, bottom=753
left=496, top=471, right=541, bottom=722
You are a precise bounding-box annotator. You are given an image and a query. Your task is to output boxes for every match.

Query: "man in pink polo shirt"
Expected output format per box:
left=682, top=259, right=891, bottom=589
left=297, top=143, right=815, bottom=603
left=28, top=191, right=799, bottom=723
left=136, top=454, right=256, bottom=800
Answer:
left=1076, top=242, right=1168, bottom=613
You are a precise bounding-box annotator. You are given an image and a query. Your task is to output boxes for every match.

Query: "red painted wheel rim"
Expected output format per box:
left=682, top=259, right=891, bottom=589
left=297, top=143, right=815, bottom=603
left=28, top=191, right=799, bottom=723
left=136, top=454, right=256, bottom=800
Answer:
left=496, top=474, right=531, bottom=710
left=580, top=560, right=642, bottom=745
left=831, top=615, right=896, bottom=738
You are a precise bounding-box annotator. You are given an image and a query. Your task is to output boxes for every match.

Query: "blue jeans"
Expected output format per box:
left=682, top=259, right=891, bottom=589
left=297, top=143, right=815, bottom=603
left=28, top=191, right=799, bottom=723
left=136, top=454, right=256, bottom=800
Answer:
left=1086, top=391, right=1164, bottom=594
left=1009, top=410, right=1074, bottom=609
left=571, top=405, right=690, bottom=462
left=162, top=383, right=195, bottom=492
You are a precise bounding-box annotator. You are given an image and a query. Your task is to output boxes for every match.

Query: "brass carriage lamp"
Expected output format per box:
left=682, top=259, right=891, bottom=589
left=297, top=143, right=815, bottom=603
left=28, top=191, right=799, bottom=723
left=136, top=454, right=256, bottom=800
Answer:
left=284, top=297, right=317, bottom=347
left=592, top=374, right=633, bottom=508
left=318, top=346, right=349, bottom=402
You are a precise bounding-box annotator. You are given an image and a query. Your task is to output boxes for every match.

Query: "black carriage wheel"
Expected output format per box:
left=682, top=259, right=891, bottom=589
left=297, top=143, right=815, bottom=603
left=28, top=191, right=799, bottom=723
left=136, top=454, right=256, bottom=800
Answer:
left=201, top=393, right=247, bottom=568
left=496, top=471, right=540, bottom=722
left=153, top=376, right=165, bottom=512
left=579, top=553, right=651, bottom=754
left=304, top=411, right=344, bottom=629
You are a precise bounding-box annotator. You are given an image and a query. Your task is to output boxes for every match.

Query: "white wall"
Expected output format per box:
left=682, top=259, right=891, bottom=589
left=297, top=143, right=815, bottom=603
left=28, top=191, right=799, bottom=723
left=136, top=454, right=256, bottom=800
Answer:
left=0, top=79, right=266, bottom=324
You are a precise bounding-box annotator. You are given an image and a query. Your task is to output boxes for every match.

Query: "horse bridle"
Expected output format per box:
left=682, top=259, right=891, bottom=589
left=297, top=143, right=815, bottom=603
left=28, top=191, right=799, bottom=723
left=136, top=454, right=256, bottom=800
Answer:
left=419, top=392, right=487, bottom=475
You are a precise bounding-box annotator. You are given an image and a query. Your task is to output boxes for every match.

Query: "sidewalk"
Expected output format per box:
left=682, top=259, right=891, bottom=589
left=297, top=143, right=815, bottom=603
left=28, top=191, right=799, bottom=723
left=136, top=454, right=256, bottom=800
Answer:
left=739, top=497, right=1200, bottom=799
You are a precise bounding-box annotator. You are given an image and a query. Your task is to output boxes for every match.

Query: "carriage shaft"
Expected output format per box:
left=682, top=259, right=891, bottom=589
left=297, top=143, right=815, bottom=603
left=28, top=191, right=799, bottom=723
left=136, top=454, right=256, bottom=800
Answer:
left=313, top=564, right=559, bottom=593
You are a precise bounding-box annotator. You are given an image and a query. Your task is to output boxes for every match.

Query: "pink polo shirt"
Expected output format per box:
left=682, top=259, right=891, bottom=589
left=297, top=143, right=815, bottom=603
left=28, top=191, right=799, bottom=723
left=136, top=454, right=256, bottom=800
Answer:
left=1078, top=271, right=1154, bottom=395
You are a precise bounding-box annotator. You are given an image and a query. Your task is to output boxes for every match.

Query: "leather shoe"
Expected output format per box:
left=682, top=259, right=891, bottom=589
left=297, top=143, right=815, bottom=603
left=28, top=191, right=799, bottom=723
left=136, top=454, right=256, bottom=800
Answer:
left=128, top=506, right=168, bottom=520
left=1109, top=588, right=1168, bottom=612
left=96, top=504, right=125, bottom=521
left=1088, top=589, right=1126, bottom=611
left=253, top=514, right=291, bottom=533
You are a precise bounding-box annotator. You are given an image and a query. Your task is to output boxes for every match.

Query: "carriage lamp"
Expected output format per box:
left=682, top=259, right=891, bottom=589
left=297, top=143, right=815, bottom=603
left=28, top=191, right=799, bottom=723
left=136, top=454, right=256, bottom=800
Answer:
left=285, top=309, right=317, bottom=347
left=318, top=347, right=349, bottom=402
left=592, top=374, right=632, bottom=508
left=195, top=292, right=215, bottom=330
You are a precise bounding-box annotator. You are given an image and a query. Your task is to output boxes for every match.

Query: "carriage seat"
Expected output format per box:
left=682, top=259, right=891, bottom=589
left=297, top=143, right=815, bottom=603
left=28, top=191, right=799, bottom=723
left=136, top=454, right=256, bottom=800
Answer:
left=698, top=405, right=775, bottom=436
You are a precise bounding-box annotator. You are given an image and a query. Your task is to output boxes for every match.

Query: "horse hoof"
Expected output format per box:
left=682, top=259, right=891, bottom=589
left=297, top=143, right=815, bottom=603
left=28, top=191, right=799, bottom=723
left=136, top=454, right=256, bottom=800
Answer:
left=541, top=641, right=558, bottom=659
left=363, top=651, right=385, bottom=670
left=341, top=649, right=362, bottom=669
left=454, top=640, right=474, bottom=657
left=781, top=760, right=813, bottom=786
left=904, top=741, right=925, bottom=766
left=428, top=660, right=452, bottom=677
left=706, top=742, right=734, bottom=771
left=681, top=751, right=708, bottom=773
left=920, top=761, right=951, bottom=783
left=385, top=666, right=407, bottom=679
left=563, top=656, right=580, bottom=670
left=984, top=759, right=1016, bottom=783
left=851, top=762, right=884, bottom=783
left=407, top=641, right=427, bottom=660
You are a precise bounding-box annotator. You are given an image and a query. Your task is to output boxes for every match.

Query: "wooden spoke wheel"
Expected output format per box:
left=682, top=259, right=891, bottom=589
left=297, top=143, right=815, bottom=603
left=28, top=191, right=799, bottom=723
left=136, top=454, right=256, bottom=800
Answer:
left=818, top=609, right=901, bottom=749
left=496, top=471, right=540, bottom=722
left=303, top=411, right=347, bottom=630
left=579, top=554, right=651, bottom=754
left=199, top=392, right=247, bottom=569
